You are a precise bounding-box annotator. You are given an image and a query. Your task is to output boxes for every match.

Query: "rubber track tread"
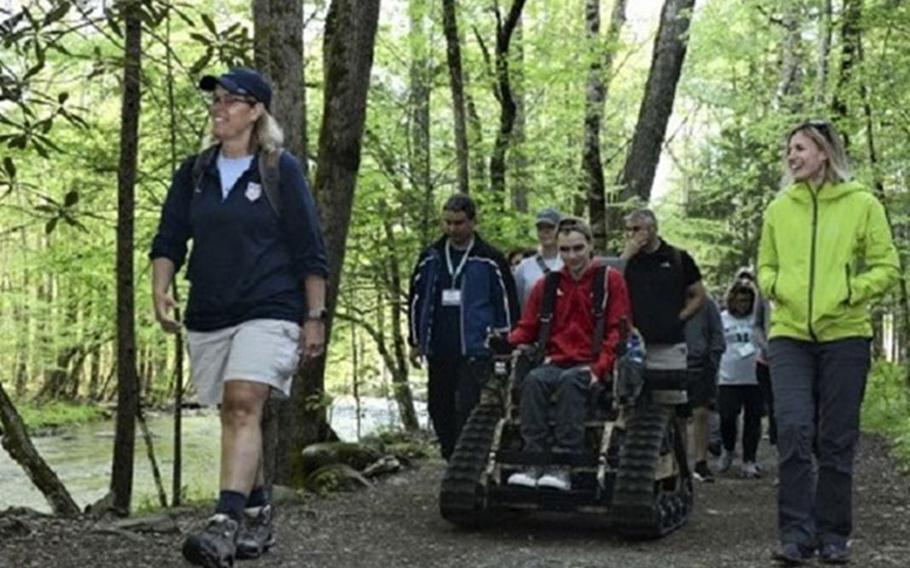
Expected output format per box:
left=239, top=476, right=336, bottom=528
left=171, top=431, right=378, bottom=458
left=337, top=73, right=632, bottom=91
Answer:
left=610, top=404, right=691, bottom=538
left=439, top=403, right=503, bottom=526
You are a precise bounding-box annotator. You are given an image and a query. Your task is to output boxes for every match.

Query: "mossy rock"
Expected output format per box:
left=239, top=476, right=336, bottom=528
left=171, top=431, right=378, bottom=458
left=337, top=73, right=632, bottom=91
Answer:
left=300, top=442, right=382, bottom=476
left=305, top=464, right=372, bottom=494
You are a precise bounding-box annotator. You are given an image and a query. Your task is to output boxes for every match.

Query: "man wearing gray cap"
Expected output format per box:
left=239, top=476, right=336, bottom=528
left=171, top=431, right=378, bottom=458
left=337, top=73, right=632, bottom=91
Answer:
left=513, top=208, right=564, bottom=309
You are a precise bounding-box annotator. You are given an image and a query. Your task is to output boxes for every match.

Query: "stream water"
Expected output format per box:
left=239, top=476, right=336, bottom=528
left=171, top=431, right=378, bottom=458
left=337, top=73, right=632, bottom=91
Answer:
left=0, top=396, right=426, bottom=513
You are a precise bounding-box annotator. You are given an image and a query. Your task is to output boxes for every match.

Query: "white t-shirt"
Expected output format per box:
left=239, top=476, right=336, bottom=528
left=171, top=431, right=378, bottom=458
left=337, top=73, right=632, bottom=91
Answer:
left=216, top=152, right=254, bottom=200
left=718, top=311, right=758, bottom=386
left=514, top=253, right=563, bottom=310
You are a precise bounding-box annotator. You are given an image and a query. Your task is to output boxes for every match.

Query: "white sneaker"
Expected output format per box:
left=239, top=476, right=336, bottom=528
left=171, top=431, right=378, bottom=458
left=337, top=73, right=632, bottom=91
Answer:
left=717, top=449, right=733, bottom=473
left=537, top=469, right=571, bottom=491
left=507, top=468, right=540, bottom=488
left=740, top=461, right=762, bottom=479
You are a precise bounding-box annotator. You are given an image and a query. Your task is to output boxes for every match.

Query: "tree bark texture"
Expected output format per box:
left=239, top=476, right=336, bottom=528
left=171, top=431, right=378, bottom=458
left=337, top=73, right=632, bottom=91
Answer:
left=111, top=0, right=142, bottom=515
left=815, top=0, right=832, bottom=105
left=509, top=19, right=528, bottom=212
left=289, top=0, right=381, bottom=486
left=252, top=0, right=308, bottom=487
left=581, top=0, right=625, bottom=252
left=773, top=3, right=803, bottom=113
left=489, top=0, right=528, bottom=198
left=409, top=0, right=432, bottom=225
left=0, top=381, right=80, bottom=516
left=442, top=0, right=470, bottom=196
left=253, top=0, right=307, bottom=166
left=617, top=0, right=695, bottom=204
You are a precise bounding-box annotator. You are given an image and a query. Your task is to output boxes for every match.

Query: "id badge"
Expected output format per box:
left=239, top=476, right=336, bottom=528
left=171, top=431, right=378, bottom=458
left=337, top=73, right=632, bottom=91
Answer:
left=442, top=288, right=462, bottom=306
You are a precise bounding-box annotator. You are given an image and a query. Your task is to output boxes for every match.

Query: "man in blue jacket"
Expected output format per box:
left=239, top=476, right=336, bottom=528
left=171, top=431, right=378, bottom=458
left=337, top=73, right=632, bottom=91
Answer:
left=408, top=194, right=519, bottom=460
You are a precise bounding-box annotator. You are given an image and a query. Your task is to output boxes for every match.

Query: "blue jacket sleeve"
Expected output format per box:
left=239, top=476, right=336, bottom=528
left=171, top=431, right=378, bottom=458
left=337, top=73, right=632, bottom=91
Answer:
left=280, top=152, right=328, bottom=279
left=149, top=157, right=195, bottom=270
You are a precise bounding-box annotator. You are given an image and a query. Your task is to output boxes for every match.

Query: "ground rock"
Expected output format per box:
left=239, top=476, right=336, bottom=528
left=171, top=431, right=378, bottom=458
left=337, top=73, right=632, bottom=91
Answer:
left=300, top=442, right=381, bottom=475
left=305, top=463, right=372, bottom=493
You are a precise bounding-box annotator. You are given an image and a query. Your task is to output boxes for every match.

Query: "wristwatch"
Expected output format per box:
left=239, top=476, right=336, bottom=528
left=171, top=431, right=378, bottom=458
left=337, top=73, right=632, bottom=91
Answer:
left=305, top=308, right=328, bottom=322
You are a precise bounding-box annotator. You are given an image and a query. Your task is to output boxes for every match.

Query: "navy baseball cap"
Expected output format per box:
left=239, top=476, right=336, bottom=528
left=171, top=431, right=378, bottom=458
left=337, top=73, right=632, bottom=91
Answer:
left=199, top=67, right=272, bottom=110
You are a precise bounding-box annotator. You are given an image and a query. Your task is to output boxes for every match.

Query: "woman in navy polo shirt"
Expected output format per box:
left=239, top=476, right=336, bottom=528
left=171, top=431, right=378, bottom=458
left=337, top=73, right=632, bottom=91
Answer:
left=150, top=68, right=327, bottom=567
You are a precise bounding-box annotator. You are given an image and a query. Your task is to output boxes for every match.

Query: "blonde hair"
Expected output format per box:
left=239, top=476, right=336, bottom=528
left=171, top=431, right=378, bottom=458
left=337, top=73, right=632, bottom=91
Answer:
left=783, top=120, right=850, bottom=186
left=202, top=108, right=285, bottom=155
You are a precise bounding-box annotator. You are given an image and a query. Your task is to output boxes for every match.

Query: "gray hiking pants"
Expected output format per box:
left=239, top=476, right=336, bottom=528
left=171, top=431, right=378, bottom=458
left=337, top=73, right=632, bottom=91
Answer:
left=520, top=364, right=590, bottom=454
left=769, top=337, right=870, bottom=548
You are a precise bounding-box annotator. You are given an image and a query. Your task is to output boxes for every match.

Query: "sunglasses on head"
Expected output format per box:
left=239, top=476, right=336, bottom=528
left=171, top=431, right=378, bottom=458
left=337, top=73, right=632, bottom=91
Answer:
left=794, top=119, right=834, bottom=142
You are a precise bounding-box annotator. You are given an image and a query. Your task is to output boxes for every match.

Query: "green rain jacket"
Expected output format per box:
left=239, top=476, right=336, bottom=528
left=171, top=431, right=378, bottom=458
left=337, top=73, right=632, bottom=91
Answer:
left=757, top=180, right=899, bottom=342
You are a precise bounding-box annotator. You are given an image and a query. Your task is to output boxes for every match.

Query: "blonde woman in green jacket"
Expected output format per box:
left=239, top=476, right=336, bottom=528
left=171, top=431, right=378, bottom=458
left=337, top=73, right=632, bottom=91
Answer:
left=758, top=120, right=899, bottom=565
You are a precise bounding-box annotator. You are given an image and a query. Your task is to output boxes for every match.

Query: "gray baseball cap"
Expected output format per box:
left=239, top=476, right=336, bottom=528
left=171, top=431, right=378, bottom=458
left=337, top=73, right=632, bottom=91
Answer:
left=535, top=207, right=561, bottom=227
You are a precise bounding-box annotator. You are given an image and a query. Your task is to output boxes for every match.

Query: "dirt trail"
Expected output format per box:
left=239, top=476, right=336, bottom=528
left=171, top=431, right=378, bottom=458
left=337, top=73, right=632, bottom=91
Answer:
left=2, top=434, right=909, bottom=568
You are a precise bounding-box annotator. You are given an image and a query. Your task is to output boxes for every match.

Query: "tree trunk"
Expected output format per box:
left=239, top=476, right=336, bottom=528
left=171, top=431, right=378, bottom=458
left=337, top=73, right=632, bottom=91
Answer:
left=252, top=0, right=307, bottom=488
left=381, top=216, right=419, bottom=431
left=509, top=18, right=528, bottom=212
left=442, top=0, right=470, bottom=195
left=832, top=0, right=861, bottom=133
left=409, top=0, right=432, bottom=219
left=287, top=0, right=381, bottom=486
left=815, top=0, right=832, bottom=105
left=0, top=381, right=80, bottom=516
left=253, top=0, right=306, bottom=164
left=616, top=0, right=696, bottom=204
left=489, top=0, right=528, bottom=198
left=110, top=0, right=142, bottom=516
left=773, top=3, right=803, bottom=113
left=581, top=0, right=626, bottom=252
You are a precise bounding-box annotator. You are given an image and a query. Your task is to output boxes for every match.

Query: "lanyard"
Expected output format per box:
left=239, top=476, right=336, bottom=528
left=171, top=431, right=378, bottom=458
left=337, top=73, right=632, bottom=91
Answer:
left=445, top=237, right=474, bottom=284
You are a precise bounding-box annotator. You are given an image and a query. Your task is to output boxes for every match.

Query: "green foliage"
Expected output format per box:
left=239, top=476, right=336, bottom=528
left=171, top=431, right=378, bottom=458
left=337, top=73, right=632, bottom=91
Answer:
left=14, top=399, right=109, bottom=433
left=862, top=361, right=910, bottom=469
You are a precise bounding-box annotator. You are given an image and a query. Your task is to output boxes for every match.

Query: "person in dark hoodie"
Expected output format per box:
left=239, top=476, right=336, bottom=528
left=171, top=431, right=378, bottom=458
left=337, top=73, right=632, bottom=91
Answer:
left=150, top=68, right=327, bottom=567
left=684, top=293, right=725, bottom=483
left=408, top=194, right=519, bottom=460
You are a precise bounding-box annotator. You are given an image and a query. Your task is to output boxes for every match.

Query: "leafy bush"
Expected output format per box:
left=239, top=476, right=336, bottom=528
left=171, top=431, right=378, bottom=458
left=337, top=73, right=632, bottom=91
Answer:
left=862, top=361, right=910, bottom=469
left=14, top=400, right=109, bottom=434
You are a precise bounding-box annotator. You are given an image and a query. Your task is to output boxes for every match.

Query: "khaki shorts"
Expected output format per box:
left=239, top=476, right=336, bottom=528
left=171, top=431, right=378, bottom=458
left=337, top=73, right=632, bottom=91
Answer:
left=186, top=319, right=301, bottom=406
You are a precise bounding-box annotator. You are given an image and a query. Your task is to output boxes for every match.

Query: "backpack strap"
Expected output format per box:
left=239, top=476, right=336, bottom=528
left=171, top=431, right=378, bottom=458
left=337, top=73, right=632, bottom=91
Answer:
left=535, top=253, right=550, bottom=274
left=535, top=271, right=561, bottom=350
left=191, top=145, right=219, bottom=193
left=257, top=148, right=283, bottom=218
left=590, top=264, right=610, bottom=359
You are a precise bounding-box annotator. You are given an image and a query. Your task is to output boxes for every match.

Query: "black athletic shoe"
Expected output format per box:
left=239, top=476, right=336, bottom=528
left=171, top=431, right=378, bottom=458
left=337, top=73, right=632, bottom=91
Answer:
left=772, top=542, right=815, bottom=565
left=236, top=504, right=275, bottom=560
left=819, top=543, right=850, bottom=565
left=182, top=514, right=239, bottom=568
left=693, top=460, right=714, bottom=483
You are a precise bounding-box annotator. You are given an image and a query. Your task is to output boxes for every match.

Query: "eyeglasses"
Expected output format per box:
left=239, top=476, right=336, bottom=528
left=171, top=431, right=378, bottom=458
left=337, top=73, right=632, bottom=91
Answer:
left=209, top=93, right=257, bottom=107
left=625, top=225, right=644, bottom=233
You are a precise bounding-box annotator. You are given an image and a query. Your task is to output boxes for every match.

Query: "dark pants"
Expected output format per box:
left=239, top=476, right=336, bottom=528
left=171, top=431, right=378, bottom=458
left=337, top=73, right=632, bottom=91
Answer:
left=520, top=365, right=589, bottom=454
left=769, top=337, right=870, bottom=548
left=718, top=384, right=763, bottom=462
left=428, top=356, right=492, bottom=460
left=756, top=361, right=777, bottom=445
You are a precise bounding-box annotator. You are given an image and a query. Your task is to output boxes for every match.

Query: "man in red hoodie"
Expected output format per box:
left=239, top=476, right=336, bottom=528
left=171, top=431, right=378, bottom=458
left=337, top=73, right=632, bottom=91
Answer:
left=504, top=217, right=632, bottom=491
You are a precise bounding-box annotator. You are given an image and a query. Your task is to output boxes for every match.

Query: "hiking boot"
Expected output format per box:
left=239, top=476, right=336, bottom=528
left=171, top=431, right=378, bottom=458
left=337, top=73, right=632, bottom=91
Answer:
left=537, top=468, right=571, bottom=491
left=693, top=460, right=714, bottom=483
left=236, top=504, right=275, bottom=560
left=819, top=543, right=850, bottom=565
left=182, top=513, right=239, bottom=568
left=772, top=542, right=814, bottom=565
left=741, top=461, right=762, bottom=479
left=506, top=468, right=541, bottom=488
left=717, top=449, right=734, bottom=473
